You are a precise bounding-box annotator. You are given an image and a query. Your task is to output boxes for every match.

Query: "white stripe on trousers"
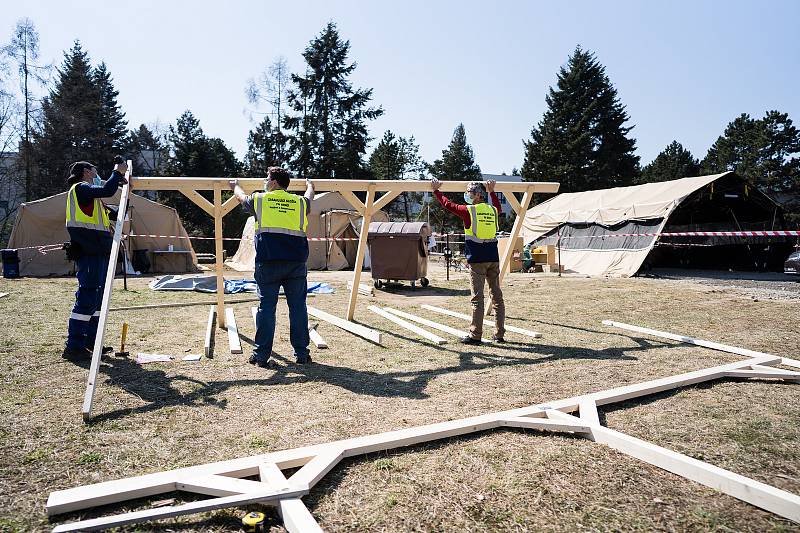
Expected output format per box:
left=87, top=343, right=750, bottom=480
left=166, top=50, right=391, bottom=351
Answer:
left=70, top=312, right=92, bottom=321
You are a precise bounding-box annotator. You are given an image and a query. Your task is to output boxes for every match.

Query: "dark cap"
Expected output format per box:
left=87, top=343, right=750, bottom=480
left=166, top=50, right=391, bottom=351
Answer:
left=66, top=161, right=96, bottom=185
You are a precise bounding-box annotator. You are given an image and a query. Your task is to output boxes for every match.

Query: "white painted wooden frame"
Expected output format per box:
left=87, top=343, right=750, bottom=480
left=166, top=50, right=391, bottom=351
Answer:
left=421, top=304, right=542, bottom=338
left=50, top=352, right=800, bottom=530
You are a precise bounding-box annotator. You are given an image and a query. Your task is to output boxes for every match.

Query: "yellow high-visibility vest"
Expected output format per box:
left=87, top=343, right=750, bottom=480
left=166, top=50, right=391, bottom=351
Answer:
left=464, top=202, right=498, bottom=242
left=65, top=183, right=110, bottom=232
left=253, top=189, right=308, bottom=237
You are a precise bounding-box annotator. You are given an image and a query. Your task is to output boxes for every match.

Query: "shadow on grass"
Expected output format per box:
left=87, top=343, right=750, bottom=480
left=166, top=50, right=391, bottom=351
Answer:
left=84, top=327, right=675, bottom=423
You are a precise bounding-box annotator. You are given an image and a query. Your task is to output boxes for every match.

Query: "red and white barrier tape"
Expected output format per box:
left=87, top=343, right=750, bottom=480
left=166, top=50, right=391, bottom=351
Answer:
left=554, top=230, right=800, bottom=239
left=125, top=233, right=361, bottom=242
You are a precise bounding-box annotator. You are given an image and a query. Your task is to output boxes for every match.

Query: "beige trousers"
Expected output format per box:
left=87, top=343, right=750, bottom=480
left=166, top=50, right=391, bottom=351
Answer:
left=468, top=262, right=505, bottom=339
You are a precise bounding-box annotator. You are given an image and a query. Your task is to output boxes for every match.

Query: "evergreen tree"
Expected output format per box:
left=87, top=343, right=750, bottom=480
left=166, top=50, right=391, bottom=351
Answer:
left=284, top=22, right=383, bottom=179
left=521, top=46, right=639, bottom=192
left=30, top=42, right=127, bottom=197
left=637, top=140, right=700, bottom=184
left=129, top=123, right=168, bottom=175
left=428, top=124, right=482, bottom=232
left=368, top=130, right=427, bottom=220
left=245, top=115, right=283, bottom=177
left=702, top=111, right=800, bottom=223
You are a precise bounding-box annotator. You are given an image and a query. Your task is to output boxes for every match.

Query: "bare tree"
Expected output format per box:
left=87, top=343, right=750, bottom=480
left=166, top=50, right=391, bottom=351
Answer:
left=245, top=56, right=290, bottom=129
left=3, top=18, right=51, bottom=201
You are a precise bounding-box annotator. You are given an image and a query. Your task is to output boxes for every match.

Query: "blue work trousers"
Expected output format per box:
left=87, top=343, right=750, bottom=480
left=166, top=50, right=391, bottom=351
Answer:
left=66, top=254, right=109, bottom=350
left=253, top=261, right=310, bottom=361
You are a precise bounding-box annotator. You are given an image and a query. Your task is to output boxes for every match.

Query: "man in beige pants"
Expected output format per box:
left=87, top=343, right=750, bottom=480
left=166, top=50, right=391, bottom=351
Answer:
left=431, top=179, right=505, bottom=344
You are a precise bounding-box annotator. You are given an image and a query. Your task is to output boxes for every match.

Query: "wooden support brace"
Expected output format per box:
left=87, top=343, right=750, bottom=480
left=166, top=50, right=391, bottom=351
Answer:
left=339, top=190, right=365, bottom=214
left=368, top=305, right=447, bottom=345
left=81, top=160, right=133, bottom=422
left=288, top=449, right=344, bottom=490
left=178, top=188, right=214, bottom=217
left=204, top=306, right=215, bottom=358
left=501, top=416, right=591, bottom=434
left=213, top=184, right=225, bottom=328
left=258, top=463, right=324, bottom=532
left=421, top=304, right=542, bottom=338
left=307, top=305, right=382, bottom=344
left=225, top=307, right=242, bottom=354
left=346, top=186, right=375, bottom=320
left=371, top=190, right=403, bottom=212
left=383, top=307, right=490, bottom=342
left=220, top=195, right=239, bottom=217
left=176, top=474, right=272, bottom=497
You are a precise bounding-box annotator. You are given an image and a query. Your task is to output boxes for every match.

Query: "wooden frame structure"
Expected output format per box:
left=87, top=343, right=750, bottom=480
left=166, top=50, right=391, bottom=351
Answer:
left=51, top=326, right=800, bottom=531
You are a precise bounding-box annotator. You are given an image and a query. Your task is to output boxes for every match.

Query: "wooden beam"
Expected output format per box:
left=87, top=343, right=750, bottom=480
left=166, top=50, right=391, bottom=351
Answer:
left=382, top=307, right=489, bottom=342
left=371, top=190, right=403, bottom=213
left=339, top=190, right=365, bottom=214
left=176, top=474, right=270, bottom=497
left=220, top=195, right=239, bottom=217
left=307, top=305, right=382, bottom=344
left=0, top=292, right=10, bottom=299
left=132, top=177, right=561, bottom=195
left=308, top=324, right=328, bottom=349
left=501, top=416, right=591, bottom=434
left=178, top=188, right=214, bottom=217
left=204, top=306, right=215, bottom=358
left=499, top=189, right=532, bottom=282
left=547, top=409, right=800, bottom=523
left=213, top=184, right=225, bottom=329
left=259, top=462, right=324, bottom=532
left=225, top=307, right=242, bottom=354
left=81, top=160, right=133, bottom=422
left=368, top=305, right=448, bottom=345
left=421, top=304, right=542, bottom=338
left=346, top=185, right=375, bottom=321
left=502, top=191, right=521, bottom=215
left=288, top=449, right=344, bottom=490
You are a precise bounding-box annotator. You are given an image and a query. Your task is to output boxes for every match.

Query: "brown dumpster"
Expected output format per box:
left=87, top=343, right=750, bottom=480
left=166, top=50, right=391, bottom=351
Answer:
left=368, top=221, right=431, bottom=289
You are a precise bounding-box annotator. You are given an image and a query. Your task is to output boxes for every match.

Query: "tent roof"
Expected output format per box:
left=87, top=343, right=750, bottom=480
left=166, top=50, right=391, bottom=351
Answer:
left=521, top=172, right=729, bottom=243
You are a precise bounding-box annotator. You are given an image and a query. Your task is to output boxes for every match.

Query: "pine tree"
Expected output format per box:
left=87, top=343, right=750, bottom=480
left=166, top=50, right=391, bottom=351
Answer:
left=428, top=124, right=482, bottom=232
left=637, top=141, right=700, bottom=184
left=245, top=115, right=283, bottom=177
left=129, top=123, right=168, bottom=175
left=368, top=131, right=427, bottom=220
left=521, top=46, right=639, bottom=192
left=702, top=111, right=800, bottom=223
left=92, top=62, right=128, bottom=173
left=284, top=22, right=383, bottom=179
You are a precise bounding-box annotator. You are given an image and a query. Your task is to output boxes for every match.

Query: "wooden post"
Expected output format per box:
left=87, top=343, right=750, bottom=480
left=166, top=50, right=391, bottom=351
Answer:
left=213, top=184, right=225, bottom=328
left=346, top=185, right=375, bottom=321
left=499, top=190, right=532, bottom=282
left=81, top=161, right=133, bottom=422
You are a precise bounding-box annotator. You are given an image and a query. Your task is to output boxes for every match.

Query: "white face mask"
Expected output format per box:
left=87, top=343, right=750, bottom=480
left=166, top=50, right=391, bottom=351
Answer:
left=463, top=192, right=473, bottom=204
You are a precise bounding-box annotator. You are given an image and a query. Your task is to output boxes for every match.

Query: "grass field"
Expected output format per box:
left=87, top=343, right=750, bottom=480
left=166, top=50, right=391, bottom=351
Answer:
left=1, top=264, right=798, bottom=532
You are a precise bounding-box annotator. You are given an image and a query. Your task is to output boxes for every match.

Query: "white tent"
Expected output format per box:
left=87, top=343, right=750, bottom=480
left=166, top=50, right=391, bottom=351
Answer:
left=7, top=190, right=198, bottom=276
left=226, top=192, right=388, bottom=271
left=520, top=172, right=781, bottom=277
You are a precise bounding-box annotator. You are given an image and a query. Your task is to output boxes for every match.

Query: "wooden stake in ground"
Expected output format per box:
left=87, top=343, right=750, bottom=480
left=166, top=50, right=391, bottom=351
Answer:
left=81, top=160, right=132, bottom=422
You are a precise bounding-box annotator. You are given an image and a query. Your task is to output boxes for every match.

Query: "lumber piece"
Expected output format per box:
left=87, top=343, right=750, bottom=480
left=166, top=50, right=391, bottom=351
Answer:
left=81, top=160, right=132, bottom=422
left=382, top=307, right=489, bottom=342
left=347, top=281, right=374, bottom=296
left=176, top=475, right=271, bottom=497
left=501, top=416, right=591, bottom=434
left=368, top=305, right=447, bottom=345
left=50, top=487, right=307, bottom=533
left=722, top=368, right=800, bottom=381
left=225, top=307, right=242, bottom=354
left=307, top=305, right=381, bottom=344
left=0, top=292, right=8, bottom=299
left=603, top=320, right=779, bottom=359
left=547, top=409, right=800, bottom=523
left=578, top=399, right=600, bottom=427
left=110, top=297, right=259, bottom=312
left=288, top=449, right=344, bottom=490
left=421, top=304, right=542, bottom=338
left=213, top=184, right=224, bottom=328
left=308, top=323, right=328, bottom=349
left=204, top=306, right=215, bottom=358
left=346, top=186, right=375, bottom=320
left=258, top=463, right=323, bottom=532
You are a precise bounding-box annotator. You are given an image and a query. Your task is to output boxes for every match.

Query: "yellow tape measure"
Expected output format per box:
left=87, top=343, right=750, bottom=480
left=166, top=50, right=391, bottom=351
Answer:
left=242, top=511, right=266, bottom=532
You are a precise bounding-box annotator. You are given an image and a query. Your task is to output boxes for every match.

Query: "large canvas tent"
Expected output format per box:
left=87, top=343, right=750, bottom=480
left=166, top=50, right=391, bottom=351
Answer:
left=7, top=190, right=198, bottom=276
left=521, top=172, right=794, bottom=277
left=226, top=191, right=389, bottom=271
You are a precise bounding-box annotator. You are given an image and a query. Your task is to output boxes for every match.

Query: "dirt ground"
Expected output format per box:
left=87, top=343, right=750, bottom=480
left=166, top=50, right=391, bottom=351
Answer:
left=0, top=262, right=799, bottom=532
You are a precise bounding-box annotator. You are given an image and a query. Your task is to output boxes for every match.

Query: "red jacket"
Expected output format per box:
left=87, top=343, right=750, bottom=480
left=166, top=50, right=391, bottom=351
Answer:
left=433, top=190, right=502, bottom=229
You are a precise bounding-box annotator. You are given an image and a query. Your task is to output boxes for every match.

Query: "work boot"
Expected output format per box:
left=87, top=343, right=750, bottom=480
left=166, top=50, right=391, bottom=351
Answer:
left=460, top=336, right=482, bottom=346
left=248, top=353, right=274, bottom=369
left=62, top=346, right=91, bottom=360
left=295, top=354, right=312, bottom=365
left=83, top=346, right=114, bottom=354
left=491, top=335, right=506, bottom=343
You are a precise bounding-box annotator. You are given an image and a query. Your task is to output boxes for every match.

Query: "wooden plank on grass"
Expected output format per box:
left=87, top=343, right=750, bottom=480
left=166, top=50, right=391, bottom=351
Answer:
left=204, top=306, right=215, bottom=358
left=422, top=304, right=542, bottom=338
left=225, top=307, right=242, bottom=354
left=176, top=474, right=271, bottom=497
left=308, top=324, right=328, bottom=349
left=307, top=305, right=381, bottom=344
left=259, top=462, right=324, bottom=532
left=382, top=307, right=489, bottom=342
left=0, top=292, right=8, bottom=299
left=548, top=409, right=800, bottom=523
left=368, top=305, right=447, bottom=345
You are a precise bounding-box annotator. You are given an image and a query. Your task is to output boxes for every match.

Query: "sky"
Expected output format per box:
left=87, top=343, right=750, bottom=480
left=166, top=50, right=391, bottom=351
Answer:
left=1, top=0, right=799, bottom=175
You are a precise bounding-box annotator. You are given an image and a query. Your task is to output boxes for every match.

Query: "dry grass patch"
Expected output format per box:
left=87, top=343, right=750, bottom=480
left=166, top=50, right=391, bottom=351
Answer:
left=0, top=266, right=798, bottom=531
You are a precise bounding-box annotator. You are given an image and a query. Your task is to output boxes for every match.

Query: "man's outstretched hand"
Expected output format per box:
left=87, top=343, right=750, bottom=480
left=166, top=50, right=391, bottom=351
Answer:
left=431, top=178, right=442, bottom=191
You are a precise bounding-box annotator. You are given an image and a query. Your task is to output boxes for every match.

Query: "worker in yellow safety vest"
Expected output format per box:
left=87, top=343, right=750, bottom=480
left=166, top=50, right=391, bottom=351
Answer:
left=63, top=159, right=129, bottom=360
left=229, top=167, right=315, bottom=367
left=431, top=178, right=505, bottom=344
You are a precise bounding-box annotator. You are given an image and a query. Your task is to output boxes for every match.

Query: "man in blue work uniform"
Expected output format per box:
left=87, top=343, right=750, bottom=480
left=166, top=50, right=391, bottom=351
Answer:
left=229, top=167, right=315, bottom=368
left=63, top=160, right=128, bottom=359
